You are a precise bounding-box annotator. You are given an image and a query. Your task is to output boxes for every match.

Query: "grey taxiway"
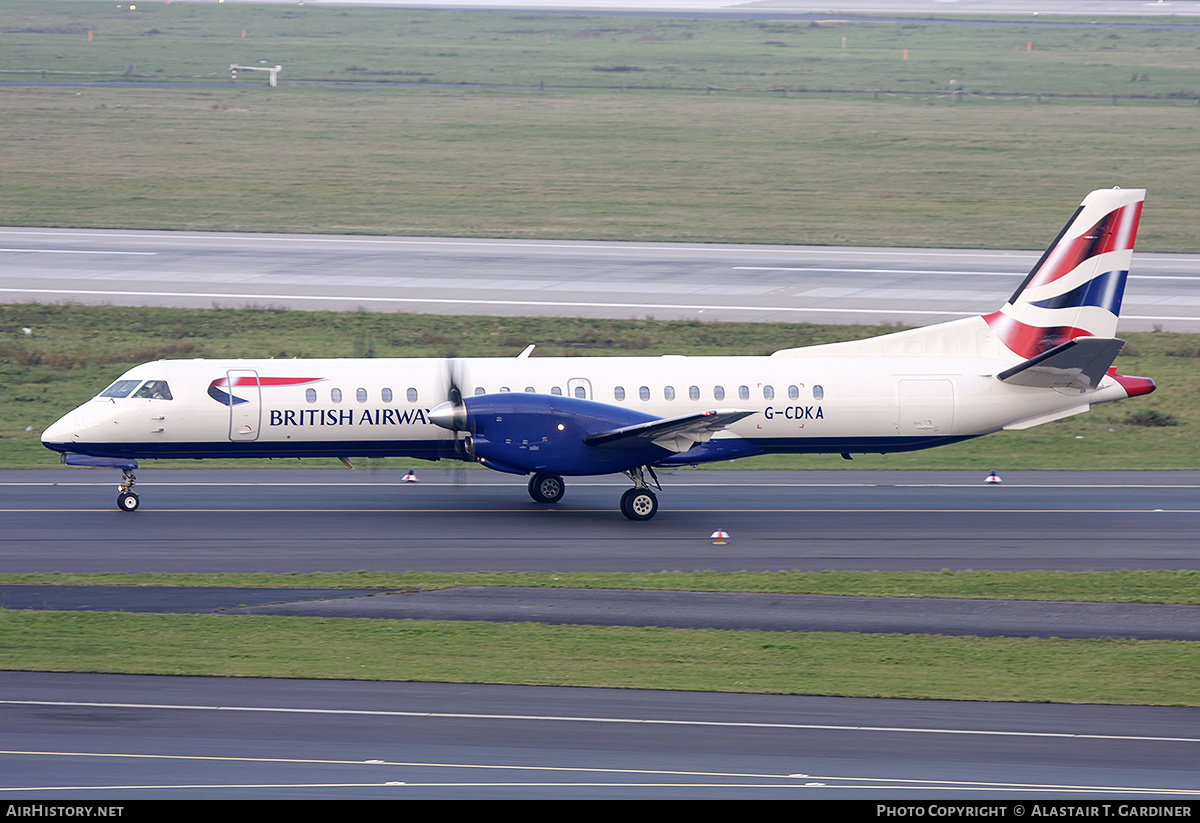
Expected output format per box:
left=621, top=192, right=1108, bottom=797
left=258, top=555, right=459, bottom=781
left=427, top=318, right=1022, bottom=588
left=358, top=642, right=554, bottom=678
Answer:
left=5, top=227, right=1200, bottom=331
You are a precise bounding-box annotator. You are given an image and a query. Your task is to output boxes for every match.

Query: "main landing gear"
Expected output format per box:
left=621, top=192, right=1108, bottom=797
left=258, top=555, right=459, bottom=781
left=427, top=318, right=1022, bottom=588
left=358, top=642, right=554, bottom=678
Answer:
left=620, top=465, right=660, bottom=521
left=527, top=466, right=662, bottom=520
left=528, top=472, right=565, bottom=504
left=116, top=468, right=139, bottom=512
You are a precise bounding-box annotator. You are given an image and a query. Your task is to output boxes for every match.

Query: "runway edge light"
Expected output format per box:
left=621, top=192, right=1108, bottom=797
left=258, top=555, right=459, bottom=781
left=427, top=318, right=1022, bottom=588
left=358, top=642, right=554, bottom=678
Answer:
left=403, top=469, right=419, bottom=483
left=985, top=471, right=1002, bottom=484
left=710, top=530, right=730, bottom=545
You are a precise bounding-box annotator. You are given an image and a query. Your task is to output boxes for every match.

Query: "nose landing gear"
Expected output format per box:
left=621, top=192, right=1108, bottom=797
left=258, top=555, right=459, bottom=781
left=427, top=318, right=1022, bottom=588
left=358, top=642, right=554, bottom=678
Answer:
left=117, top=468, right=139, bottom=512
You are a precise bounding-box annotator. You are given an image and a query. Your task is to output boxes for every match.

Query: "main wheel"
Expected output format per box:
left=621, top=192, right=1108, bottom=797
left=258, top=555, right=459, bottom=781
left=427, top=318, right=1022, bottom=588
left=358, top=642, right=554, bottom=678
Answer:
left=117, top=491, right=140, bottom=512
left=620, top=488, right=658, bottom=521
left=528, top=472, right=565, bottom=504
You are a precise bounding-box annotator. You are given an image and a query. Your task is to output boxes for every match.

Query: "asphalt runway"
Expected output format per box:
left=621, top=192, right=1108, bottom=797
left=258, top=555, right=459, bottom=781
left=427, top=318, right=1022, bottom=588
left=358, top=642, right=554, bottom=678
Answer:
left=3, top=672, right=1198, bottom=799
left=3, top=583, right=1195, bottom=640
left=4, top=227, right=1200, bottom=331
left=92, top=0, right=1200, bottom=19
left=5, top=469, right=1199, bottom=572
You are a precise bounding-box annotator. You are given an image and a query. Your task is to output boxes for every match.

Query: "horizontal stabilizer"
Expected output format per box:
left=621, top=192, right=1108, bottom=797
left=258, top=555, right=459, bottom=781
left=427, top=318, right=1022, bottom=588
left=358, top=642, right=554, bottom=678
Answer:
left=996, top=337, right=1124, bottom=391
left=583, top=409, right=755, bottom=454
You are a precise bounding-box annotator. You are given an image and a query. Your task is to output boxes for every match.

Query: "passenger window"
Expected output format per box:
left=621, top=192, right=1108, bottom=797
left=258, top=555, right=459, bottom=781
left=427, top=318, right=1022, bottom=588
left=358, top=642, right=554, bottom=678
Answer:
left=306, top=388, right=317, bottom=404
left=133, top=380, right=173, bottom=400
left=664, top=386, right=675, bottom=401
left=404, top=388, right=416, bottom=403
left=689, top=386, right=700, bottom=401
left=356, top=388, right=368, bottom=403
left=788, top=385, right=799, bottom=400
left=500, top=386, right=511, bottom=393
left=814, top=385, right=824, bottom=400
left=331, top=388, right=342, bottom=403
left=525, top=386, right=536, bottom=393
left=713, top=386, right=725, bottom=401
left=738, top=385, right=749, bottom=401
left=550, top=386, right=562, bottom=396
left=573, top=385, right=586, bottom=399
left=763, top=385, right=774, bottom=400
left=614, top=386, right=626, bottom=401
left=99, top=379, right=141, bottom=399
left=639, top=386, right=650, bottom=401
left=382, top=388, right=393, bottom=403
left=474, top=387, right=486, bottom=396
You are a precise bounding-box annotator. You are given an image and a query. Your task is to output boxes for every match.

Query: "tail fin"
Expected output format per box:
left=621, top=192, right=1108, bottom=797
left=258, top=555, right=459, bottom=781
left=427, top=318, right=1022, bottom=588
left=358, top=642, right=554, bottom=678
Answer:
left=984, top=187, right=1144, bottom=359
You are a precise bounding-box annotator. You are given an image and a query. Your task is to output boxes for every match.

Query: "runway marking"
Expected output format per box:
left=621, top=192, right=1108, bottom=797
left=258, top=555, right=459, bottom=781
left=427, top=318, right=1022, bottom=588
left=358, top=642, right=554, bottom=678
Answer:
left=736, top=266, right=1196, bottom=282
left=6, top=507, right=1200, bottom=514
left=8, top=481, right=1200, bottom=489
left=0, top=248, right=157, bottom=256
left=1, top=748, right=1197, bottom=796
left=0, top=287, right=984, bottom=317
left=735, top=266, right=1023, bottom=276
left=4, top=287, right=1198, bottom=323
left=0, top=229, right=1045, bottom=258
left=4, top=699, right=1200, bottom=744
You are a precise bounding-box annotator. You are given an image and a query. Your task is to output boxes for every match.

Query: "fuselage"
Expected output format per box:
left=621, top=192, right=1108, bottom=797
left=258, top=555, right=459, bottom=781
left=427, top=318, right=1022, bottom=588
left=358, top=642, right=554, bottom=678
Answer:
left=40, top=347, right=1135, bottom=470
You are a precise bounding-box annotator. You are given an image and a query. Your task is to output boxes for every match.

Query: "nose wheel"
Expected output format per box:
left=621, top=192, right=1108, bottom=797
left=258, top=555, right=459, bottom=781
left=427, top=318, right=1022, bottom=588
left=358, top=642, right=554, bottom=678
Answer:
left=116, top=468, right=139, bottom=512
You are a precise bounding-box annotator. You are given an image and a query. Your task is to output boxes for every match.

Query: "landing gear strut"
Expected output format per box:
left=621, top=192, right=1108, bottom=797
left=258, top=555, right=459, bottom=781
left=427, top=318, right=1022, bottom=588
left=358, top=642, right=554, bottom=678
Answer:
left=528, top=472, right=565, bottom=504
left=620, top=466, right=660, bottom=521
left=116, top=468, right=139, bottom=512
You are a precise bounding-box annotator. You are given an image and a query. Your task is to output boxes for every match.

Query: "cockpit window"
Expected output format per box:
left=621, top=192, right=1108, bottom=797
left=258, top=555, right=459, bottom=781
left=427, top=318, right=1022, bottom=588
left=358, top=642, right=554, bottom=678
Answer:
left=99, top=379, right=141, bottom=399
left=132, top=380, right=173, bottom=400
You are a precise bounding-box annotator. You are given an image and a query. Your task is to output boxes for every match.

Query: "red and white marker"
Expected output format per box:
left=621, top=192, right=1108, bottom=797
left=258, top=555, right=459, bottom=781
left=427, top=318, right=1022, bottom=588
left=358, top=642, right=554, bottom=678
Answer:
left=402, top=469, right=419, bottom=483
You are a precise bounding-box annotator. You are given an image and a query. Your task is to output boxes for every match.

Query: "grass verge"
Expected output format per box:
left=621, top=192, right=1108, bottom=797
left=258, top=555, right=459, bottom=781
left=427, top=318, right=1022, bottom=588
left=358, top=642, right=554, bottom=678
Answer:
left=3, top=569, right=1199, bottom=604
left=1, top=610, right=1195, bottom=705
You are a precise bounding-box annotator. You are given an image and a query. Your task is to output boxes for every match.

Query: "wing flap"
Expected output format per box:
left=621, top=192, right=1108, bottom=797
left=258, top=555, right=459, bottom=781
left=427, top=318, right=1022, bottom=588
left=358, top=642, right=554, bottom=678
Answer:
left=583, top=409, right=756, bottom=454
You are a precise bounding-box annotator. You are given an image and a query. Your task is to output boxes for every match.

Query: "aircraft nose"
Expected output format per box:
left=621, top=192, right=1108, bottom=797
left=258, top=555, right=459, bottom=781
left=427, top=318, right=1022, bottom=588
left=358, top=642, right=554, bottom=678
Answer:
left=41, top=410, right=79, bottom=451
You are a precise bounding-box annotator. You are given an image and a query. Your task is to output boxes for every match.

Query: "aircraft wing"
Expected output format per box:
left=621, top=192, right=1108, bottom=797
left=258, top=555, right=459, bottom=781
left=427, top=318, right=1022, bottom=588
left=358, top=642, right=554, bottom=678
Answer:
left=996, top=337, right=1125, bottom=391
left=582, top=409, right=756, bottom=454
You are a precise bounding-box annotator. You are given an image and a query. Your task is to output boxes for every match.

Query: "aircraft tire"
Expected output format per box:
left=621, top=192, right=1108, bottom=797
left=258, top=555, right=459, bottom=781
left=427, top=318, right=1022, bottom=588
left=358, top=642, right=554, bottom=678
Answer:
left=620, top=488, right=658, bottom=521
left=117, top=491, right=140, bottom=512
left=528, top=473, right=565, bottom=504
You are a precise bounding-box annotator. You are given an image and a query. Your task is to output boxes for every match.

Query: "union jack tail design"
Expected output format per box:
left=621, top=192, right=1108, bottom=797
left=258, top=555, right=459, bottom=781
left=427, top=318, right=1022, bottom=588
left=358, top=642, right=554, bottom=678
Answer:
left=983, top=188, right=1145, bottom=359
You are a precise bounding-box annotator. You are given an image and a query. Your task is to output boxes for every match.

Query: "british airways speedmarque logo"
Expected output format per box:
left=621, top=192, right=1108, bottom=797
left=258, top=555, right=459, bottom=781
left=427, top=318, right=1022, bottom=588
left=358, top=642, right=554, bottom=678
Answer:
left=207, top=376, right=323, bottom=406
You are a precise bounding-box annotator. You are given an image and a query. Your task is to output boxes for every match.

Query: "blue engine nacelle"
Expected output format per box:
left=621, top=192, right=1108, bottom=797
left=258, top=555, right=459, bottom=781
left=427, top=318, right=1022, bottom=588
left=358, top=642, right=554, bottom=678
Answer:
left=461, top=393, right=667, bottom=476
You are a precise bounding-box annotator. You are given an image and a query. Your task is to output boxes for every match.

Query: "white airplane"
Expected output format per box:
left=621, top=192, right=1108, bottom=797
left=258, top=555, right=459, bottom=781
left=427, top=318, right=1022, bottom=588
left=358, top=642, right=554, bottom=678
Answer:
left=42, top=188, right=1156, bottom=519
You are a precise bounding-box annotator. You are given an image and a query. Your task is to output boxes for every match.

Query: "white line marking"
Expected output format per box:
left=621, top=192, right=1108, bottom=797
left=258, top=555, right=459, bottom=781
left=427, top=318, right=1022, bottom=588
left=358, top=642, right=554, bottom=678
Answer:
left=0, top=248, right=156, bottom=255
left=0, top=287, right=982, bottom=316
left=736, top=266, right=1198, bottom=282
left=2, top=699, right=1197, bottom=744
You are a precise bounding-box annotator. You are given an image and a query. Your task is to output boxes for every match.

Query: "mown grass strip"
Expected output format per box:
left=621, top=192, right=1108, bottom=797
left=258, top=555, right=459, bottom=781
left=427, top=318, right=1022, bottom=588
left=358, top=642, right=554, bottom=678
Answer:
left=3, top=570, right=1197, bottom=604
left=1, top=610, right=1195, bottom=706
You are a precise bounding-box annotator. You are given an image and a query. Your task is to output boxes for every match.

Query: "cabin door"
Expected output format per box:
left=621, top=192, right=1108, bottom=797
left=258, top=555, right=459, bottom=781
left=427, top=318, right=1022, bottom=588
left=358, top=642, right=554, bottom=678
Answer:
left=226, top=369, right=262, bottom=441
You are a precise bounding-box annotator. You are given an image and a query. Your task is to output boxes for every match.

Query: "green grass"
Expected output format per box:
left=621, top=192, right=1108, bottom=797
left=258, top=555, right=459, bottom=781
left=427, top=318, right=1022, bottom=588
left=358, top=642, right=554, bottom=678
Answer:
left=1, top=304, right=1189, bottom=470
left=1, top=610, right=1195, bottom=705
left=0, top=4, right=1198, bottom=249
left=4, top=569, right=1199, bottom=604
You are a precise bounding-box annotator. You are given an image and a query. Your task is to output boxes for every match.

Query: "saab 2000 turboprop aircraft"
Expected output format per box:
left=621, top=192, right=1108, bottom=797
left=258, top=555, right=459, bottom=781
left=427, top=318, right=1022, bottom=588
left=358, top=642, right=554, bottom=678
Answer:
left=42, top=188, right=1156, bottom=519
